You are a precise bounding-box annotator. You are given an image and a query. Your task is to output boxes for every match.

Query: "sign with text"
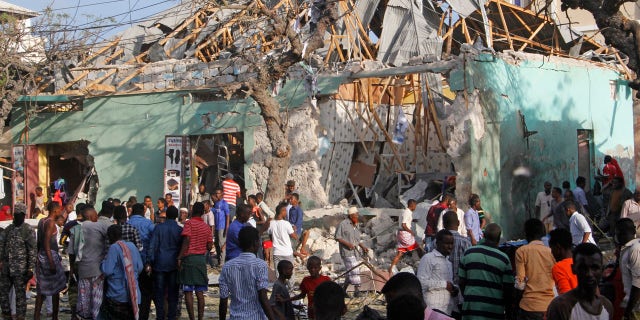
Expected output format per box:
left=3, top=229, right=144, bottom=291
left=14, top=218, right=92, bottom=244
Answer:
left=12, top=145, right=25, bottom=208
left=164, top=136, right=183, bottom=206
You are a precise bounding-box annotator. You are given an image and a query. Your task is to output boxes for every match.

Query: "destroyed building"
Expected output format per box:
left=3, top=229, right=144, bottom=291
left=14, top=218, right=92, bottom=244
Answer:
left=10, top=0, right=637, bottom=239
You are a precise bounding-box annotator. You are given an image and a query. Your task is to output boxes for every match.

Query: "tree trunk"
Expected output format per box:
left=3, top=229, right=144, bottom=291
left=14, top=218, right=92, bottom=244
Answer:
left=562, top=0, right=640, bottom=88
left=250, top=85, right=291, bottom=206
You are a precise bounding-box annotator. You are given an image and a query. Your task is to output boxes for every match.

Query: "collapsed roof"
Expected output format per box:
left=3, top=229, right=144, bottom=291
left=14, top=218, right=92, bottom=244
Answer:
left=36, top=0, right=608, bottom=96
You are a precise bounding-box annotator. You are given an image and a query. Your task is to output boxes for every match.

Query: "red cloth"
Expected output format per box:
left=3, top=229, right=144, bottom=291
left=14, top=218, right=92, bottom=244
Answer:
left=604, top=158, right=625, bottom=185
left=612, top=266, right=625, bottom=320
left=53, top=190, right=63, bottom=207
left=181, top=217, right=213, bottom=256
left=300, top=275, right=331, bottom=319
left=117, top=241, right=139, bottom=320
left=426, top=202, right=448, bottom=237
left=0, top=206, right=12, bottom=221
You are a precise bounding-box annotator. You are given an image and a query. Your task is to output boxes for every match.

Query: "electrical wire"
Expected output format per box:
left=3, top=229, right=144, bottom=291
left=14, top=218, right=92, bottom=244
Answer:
left=35, top=0, right=127, bottom=13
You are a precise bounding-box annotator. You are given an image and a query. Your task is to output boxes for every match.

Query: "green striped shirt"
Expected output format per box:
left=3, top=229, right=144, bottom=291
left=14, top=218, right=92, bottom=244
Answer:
left=459, top=243, right=514, bottom=319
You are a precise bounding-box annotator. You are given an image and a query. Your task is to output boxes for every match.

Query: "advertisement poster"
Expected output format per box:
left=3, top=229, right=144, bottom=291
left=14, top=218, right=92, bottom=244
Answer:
left=12, top=145, right=25, bottom=207
left=183, top=138, right=192, bottom=206
left=164, top=136, right=183, bottom=206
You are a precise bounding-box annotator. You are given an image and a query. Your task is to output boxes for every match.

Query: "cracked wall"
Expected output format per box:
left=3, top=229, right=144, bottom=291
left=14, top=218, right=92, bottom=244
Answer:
left=448, top=52, right=635, bottom=239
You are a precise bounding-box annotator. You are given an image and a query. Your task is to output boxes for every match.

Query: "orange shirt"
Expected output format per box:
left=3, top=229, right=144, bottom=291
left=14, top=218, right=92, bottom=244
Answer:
left=552, top=258, right=578, bottom=294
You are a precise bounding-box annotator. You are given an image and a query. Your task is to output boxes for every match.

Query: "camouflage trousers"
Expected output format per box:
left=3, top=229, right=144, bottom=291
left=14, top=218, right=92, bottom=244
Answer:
left=68, top=273, right=78, bottom=317
left=0, top=273, right=28, bottom=318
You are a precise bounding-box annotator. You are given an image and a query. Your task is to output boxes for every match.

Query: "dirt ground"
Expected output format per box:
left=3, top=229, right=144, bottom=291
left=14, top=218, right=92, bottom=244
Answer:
left=22, top=264, right=386, bottom=320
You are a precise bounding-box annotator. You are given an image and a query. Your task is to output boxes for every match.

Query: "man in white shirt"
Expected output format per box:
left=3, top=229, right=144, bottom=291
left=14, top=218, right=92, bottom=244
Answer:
left=566, top=201, right=595, bottom=246
left=622, top=191, right=640, bottom=235
left=437, top=198, right=467, bottom=237
left=268, top=203, right=297, bottom=277
left=389, top=199, right=422, bottom=274
left=616, top=218, right=640, bottom=320
left=417, top=229, right=457, bottom=316
left=535, top=181, right=553, bottom=221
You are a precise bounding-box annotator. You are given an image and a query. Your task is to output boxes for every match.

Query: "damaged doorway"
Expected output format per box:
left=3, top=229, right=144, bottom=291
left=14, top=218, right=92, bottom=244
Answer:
left=191, top=133, right=245, bottom=200
left=577, top=129, right=594, bottom=189
left=37, top=141, right=97, bottom=211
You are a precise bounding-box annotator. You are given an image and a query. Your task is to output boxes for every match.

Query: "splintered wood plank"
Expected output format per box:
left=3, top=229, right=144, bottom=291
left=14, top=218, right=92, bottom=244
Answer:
left=496, top=0, right=514, bottom=50
left=194, top=5, right=253, bottom=53
left=519, top=21, right=546, bottom=51
left=462, top=19, right=472, bottom=43
left=367, top=78, right=406, bottom=171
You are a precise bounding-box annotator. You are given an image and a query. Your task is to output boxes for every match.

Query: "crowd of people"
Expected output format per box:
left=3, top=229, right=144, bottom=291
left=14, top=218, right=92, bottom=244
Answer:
left=0, top=154, right=638, bottom=320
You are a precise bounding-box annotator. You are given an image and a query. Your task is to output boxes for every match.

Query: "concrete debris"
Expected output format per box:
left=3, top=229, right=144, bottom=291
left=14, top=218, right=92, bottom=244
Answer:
left=399, top=179, right=429, bottom=207
left=302, top=207, right=421, bottom=273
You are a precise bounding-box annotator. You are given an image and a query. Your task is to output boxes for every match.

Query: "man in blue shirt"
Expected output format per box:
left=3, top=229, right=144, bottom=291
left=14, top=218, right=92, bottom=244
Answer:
left=464, top=194, right=483, bottom=246
left=288, top=193, right=309, bottom=256
left=225, top=204, right=252, bottom=262
left=219, top=226, right=277, bottom=320
left=213, top=189, right=230, bottom=265
left=101, top=224, right=143, bottom=319
left=148, top=206, right=183, bottom=320
left=127, top=203, right=155, bottom=320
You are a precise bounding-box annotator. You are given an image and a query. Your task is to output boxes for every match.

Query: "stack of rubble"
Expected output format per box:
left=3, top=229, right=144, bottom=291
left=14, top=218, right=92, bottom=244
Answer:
left=303, top=205, right=433, bottom=274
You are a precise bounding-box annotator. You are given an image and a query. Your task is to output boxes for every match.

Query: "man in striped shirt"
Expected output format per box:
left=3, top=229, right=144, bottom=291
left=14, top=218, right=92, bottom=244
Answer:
left=178, top=202, right=213, bottom=320
left=459, top=223, right=514, bottom=319
left=222, top=173, right=241, bottom=222
left=219, top=226, right=278, bottom=320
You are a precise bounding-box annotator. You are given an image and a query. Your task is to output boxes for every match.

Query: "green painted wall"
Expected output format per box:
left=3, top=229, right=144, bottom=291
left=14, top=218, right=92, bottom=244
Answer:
left=12, top=91, right=260, bottom=204
left=11, top=76, right=345, bottom=205
left=461, top=54, right=635, bottom=239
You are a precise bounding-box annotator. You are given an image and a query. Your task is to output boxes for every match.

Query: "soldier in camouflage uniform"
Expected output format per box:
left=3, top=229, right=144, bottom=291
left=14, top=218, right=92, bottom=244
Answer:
left=0, top=203, right=36, bottom=320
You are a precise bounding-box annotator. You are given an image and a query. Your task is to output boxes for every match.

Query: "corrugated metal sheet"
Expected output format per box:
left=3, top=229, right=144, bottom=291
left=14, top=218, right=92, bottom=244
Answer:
left=377, top=0, right=443, bottom=66
left=446, top=0, right=481, bottom=17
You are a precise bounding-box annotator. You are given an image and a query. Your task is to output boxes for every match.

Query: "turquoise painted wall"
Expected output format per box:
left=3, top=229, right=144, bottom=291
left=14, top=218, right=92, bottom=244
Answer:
left=12, top=91, right=262, bottom=204
left=462, top=54, right=635, bottom=239
left=12, top=77, right=343, bottom=206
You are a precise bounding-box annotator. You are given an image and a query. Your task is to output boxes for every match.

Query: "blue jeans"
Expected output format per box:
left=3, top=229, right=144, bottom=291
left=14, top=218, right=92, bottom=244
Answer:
left=153, top=270, right=179, bottom=320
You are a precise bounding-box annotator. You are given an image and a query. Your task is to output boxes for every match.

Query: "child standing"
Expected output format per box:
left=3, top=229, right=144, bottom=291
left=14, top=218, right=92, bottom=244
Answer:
left=286, top=256, right=331, bottom=319
left=270, top=260, right=296, bottom=320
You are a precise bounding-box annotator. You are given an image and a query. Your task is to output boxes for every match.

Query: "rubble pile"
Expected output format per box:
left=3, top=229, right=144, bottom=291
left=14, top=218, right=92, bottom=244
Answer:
left=303, top=205, right=431, bottom=275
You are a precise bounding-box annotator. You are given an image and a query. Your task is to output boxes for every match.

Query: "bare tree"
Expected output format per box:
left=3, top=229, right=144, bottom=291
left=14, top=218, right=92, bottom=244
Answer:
left=0, top=13, right=38, bottom=129
left=0, top=8, right=113, bottom=133
left=561, top=0, right=640, bottom=91
left=226, top=1, right=338, bottom=205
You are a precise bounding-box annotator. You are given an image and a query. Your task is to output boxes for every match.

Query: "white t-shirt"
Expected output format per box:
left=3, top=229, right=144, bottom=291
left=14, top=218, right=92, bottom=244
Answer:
left=535, top=191, right=553, bottom=220
left=436, top=208, right=468, bottom=237
left=400, top=209, right=413, bottom=229
left=269, top=219, right=294, bottom=256
left=569, top=212, right=595, bottom=245
left=67, top=210, right=77, bottom=222
left=202, top=210, right=215, bottom=227
left=570, top=303, right=609, bottom=320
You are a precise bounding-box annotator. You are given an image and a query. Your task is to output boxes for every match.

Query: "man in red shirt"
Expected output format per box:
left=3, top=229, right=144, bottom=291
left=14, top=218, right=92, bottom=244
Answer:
left=222, top=173, right=241, bottom=222
left=178, top=202, right=213, bottom=320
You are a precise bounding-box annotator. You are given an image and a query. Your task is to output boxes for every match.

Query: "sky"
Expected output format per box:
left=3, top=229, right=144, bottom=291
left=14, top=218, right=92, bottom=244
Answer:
left=20, top=0, right=179, bottom=36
